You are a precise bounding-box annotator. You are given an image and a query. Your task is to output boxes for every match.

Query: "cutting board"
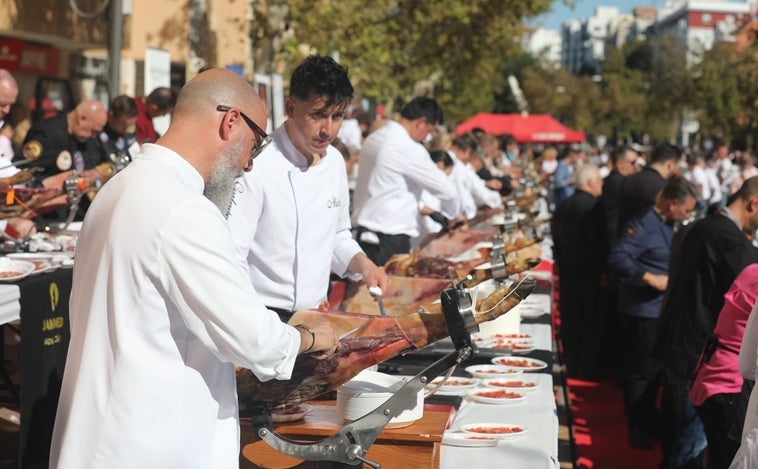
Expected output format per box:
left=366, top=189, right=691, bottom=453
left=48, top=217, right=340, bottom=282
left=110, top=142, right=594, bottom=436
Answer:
left=240, top=401, right=453, bottom=468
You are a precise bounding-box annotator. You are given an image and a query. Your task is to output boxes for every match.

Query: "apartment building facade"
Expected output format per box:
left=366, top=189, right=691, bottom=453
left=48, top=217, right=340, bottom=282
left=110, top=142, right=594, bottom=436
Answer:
left=0, top=0, right=253, bottom=126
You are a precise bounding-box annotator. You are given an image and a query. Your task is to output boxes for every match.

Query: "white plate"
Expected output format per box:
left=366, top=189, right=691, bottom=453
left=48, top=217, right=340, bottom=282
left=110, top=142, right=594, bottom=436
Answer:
left=270, top=404, right=313, bottom=423
left=481, top=378, right=542, bottom=393
left=0, top=259, right=35, bottom=282
left=468, top=387, right=527, bottom=405
left=465, top=365, right=523, bottom=379
left=489, top=336, right=534, bottom=345
left=6, top=252, right=74, bottom=260
left=520, top=311, right=547, bottom=319
left=511, top=345, right=537, bottom=354
left=461, top=423, right=528, bottom=440
left=491, top=356, right=548, bottom=371
left=519, top=307, right=548, bottom=319
left=442, top=432, right=500, bottom=447
left=426, top=377, right=480, bottom=394
left=488, top=340, right=536, bottom=353
left=490, top=333, right=533, bottom=340
left=28, top=261, right=60, bottom=276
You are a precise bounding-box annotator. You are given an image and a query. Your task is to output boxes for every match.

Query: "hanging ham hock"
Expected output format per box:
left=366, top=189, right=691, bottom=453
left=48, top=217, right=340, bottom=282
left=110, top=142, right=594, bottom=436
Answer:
left=237, top=278, right=536, bottom=411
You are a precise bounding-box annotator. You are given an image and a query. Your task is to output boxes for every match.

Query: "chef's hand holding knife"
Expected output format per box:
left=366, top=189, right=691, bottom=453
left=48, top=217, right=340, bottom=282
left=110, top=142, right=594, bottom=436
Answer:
left=347, top=252, right=390, bottom=301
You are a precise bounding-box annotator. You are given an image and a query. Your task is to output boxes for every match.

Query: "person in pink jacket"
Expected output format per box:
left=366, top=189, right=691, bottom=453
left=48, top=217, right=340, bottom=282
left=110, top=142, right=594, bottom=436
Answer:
left=690, top=263, right=758, bottom=469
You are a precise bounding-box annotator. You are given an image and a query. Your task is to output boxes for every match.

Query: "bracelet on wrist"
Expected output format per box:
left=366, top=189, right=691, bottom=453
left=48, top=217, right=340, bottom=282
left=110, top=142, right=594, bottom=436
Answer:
left=294, top=324, right=316, bottom=353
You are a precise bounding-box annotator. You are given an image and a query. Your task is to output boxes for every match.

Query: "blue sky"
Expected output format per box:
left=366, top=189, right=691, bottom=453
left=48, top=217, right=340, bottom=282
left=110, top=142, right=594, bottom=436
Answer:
left=530, top=0, right=657, bottom=30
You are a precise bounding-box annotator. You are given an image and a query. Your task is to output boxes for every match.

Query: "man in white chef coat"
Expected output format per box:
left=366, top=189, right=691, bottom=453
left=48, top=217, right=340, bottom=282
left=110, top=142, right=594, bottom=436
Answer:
left=352, top=97, right=463, bottom=266
left=50, top=68, right=338, bottom=469
left=227, top=55, right=388, bottom=320
left=447, top=134, right=504, bottom=219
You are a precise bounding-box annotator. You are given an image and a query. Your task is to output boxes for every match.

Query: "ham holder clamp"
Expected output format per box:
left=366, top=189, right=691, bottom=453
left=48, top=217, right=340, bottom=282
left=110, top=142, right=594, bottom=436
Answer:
left=247, top=279, right=534, bottom=468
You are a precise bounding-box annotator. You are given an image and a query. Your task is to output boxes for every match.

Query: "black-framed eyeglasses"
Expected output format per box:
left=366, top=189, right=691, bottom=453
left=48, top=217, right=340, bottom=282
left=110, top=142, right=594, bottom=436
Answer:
left=216, top=105, right=272, bottom=158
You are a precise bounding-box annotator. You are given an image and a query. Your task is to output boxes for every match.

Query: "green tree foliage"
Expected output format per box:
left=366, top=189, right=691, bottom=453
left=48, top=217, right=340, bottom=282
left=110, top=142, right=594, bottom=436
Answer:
left=512, top=34, right=758, bottom=147
left=251, top=0, right=552, bottom=122
left=694, top=41, right=758, bottom=149
left=252, top=1, right=758, bottom=148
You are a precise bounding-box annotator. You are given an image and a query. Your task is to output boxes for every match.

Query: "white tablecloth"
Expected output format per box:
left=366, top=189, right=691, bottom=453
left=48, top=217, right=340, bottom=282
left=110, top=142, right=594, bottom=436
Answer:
left=440, top=371, right=558, bottom=469
left=440, top=313, right=558, bottom=468
left=0, top=284, right=20, bottom=325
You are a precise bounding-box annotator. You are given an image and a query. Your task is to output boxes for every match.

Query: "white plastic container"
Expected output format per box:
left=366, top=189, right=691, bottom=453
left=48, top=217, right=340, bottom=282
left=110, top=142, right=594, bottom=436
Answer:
left=336, top=370, right=424, bottom=428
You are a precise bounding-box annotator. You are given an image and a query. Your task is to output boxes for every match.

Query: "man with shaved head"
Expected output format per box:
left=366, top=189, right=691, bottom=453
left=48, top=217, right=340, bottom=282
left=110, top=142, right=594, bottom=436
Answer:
left=19, top=98, right=108, bottom=183
left=50, top=68, right=338, bottom=468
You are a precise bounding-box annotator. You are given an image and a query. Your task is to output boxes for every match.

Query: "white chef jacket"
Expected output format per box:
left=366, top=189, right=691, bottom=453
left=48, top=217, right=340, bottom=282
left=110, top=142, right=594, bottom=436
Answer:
left=413, top=189, right=444, bottom=248
left=351, top=120, right=462, bottom=237
left=227, top=125, right=362, bottom=311
left=336, top=118, right=362, bottom=152
left=447, top=150, right=502, bottom=219
left=50, top=144, right=301, bottom=469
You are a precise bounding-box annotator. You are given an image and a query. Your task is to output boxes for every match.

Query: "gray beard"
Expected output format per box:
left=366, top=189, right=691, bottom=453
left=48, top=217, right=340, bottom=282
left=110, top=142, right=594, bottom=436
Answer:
left=204, top=148, right=243, bottom=219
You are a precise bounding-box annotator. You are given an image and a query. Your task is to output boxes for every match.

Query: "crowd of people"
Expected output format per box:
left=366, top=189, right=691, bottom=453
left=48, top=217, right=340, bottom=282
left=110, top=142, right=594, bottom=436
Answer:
left=550, top=140, right=758, bottom=469
left=0, top=71, right=177, bottom=227
left=3, top=55, right=758, bottom=468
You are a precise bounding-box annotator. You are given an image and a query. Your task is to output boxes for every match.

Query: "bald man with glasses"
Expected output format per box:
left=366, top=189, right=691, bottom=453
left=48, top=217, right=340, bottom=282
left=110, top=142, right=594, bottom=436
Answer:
left=50, top=68, right=337, bottom=469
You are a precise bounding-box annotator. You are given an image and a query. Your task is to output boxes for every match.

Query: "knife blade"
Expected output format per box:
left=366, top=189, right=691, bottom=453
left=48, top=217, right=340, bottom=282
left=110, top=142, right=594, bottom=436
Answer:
left=338, top=323, right=367, bottom=340
left=377, top=298, right=387, bottom=317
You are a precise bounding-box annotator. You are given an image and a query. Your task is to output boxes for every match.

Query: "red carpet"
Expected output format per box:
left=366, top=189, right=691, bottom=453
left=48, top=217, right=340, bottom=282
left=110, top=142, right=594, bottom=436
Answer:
left=568, top=377, right=662, bottom=469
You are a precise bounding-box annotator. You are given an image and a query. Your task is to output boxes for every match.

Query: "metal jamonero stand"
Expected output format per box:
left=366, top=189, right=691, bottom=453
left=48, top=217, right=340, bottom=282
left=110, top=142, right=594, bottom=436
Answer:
left=61, top=171, right=100, bottom=231
left=250, top=286, right=479, bottom=468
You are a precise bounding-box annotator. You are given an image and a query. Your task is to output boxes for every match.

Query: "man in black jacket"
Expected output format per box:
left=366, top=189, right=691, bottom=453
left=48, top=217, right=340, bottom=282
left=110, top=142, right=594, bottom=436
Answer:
left=602, top=145, right=638, bottom=243
left=618, top=143, right=680, bottom=231
left=553, top=163, right=608, bottom=379
left=654, top=176, right=758, bottom=468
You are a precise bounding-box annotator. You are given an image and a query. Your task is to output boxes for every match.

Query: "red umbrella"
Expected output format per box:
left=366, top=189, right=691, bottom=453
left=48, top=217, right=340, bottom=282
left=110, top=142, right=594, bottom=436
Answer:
left=456, top=113, right=585, bottom=144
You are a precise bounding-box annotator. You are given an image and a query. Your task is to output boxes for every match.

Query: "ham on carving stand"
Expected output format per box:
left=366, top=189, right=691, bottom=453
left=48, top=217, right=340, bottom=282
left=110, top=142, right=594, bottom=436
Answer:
left=246, top=277, right=536, bottom=468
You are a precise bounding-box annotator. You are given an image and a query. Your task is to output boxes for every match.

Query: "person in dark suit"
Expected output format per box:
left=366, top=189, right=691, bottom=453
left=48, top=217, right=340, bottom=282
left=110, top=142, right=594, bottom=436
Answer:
left=607, top=177, right=699, bottom=449
left=603, top=145, right=639, bottom=243
left=654, top=176, right=758, bottom=469
left=553, top=163, right=607, bottom=379
left=618, top=143, right=681, bottom=231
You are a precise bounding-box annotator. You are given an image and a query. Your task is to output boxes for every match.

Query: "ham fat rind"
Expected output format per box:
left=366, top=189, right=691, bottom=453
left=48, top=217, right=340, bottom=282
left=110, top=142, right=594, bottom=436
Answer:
left=237, top=279, right=536, bottom=410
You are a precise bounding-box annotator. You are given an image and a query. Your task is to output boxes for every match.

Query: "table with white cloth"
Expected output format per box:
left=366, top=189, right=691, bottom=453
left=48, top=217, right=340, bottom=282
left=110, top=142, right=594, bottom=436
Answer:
left=379, top=283, right=558, bottom=469
left=375, top=229, right=559, bottom=468
left=0, top=267, right=73, bottom=468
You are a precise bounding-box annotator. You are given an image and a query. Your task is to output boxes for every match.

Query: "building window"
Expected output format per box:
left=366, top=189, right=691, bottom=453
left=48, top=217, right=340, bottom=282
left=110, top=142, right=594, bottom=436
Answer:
left=702, top=13, right=712, bottom=24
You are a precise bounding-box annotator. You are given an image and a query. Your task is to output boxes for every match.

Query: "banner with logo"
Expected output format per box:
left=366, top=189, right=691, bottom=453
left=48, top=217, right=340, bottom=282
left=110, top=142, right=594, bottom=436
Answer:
left=18, top=269, right=72, bottom=468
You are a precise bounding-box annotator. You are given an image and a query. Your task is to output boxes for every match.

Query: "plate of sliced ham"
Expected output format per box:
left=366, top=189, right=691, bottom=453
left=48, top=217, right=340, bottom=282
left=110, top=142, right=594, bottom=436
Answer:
left=468, top=387, right=528, bottom=405
left=442, top=432, right=500, bottom=447
left=270, top=404, right=313, bottom=423
left=461, top=423, right=528, bottom=440
left=0, top=259, right=35, bottom=282
left=426, top=376, right=480, bottom=395
left=491, top=356, right=548, bottom=371
left=481, top=378, right=541, bottom=393
left=465, top=365, right=523, bottom=379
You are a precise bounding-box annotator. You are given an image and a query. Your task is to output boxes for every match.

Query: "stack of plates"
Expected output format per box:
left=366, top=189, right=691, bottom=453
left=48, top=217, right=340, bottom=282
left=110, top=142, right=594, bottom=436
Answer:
left=336, top=370, right=424, bottom=428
